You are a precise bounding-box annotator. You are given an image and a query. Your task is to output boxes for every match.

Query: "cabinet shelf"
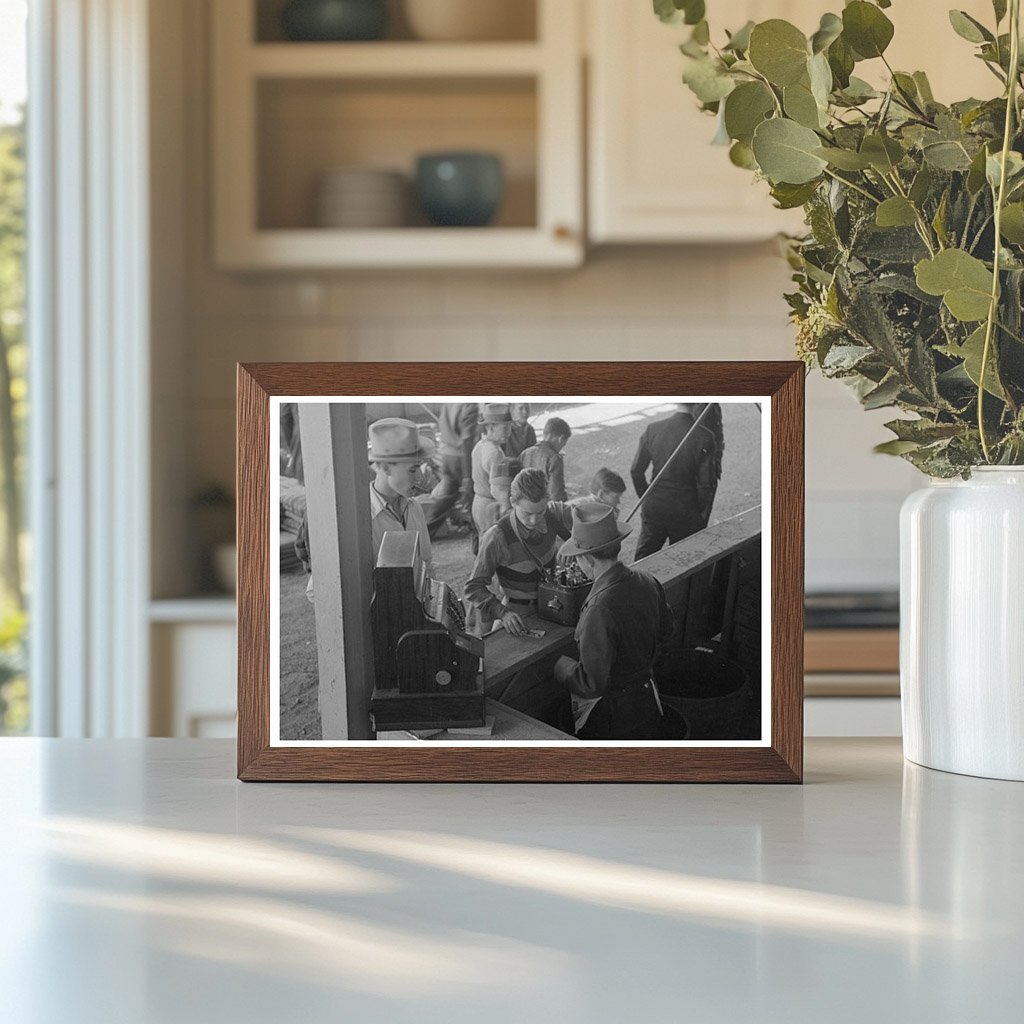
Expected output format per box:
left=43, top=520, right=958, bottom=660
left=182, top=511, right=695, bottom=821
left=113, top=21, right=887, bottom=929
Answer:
left=249, top=42, right=544, bottom=78
left=217, top=226, right=579, bottom=270
left=212, top=0, right=582, bottom=269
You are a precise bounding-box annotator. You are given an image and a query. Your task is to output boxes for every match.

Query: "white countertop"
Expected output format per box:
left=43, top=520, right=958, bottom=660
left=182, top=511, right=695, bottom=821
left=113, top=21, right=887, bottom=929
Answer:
left=1, top=738, right=1021, bottom=1023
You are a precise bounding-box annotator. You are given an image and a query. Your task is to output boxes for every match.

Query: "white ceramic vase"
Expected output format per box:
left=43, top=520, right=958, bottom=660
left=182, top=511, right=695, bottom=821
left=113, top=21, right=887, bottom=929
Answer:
left=900, top=467, right=1024, bottom=780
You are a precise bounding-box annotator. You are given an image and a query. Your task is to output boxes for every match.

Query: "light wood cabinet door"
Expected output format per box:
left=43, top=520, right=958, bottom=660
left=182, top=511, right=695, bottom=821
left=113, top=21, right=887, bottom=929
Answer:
left=586, top=0, right=1000, bottom=244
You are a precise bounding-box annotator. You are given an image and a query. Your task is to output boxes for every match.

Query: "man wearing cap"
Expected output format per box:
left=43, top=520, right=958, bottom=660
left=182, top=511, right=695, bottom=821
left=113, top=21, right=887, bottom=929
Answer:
left=554, top=502, right=674, bottom=739
left=470, top=403, right=514, bottom=536
left=630, top=402, right=724, bottom=561
left=368, top=417, right=434, bottom=572
left=464, top=467, right=574, bottom=636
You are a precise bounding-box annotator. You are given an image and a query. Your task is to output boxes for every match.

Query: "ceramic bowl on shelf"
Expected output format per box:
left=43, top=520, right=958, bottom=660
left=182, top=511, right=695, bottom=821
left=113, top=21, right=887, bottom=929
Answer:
left=315, top=167, right=408, bottom=228
left=403, top=0, right=535, bottom=42
left=280, top=0, right=388, bottom=42
left=414, top=152, right=504, bottom=227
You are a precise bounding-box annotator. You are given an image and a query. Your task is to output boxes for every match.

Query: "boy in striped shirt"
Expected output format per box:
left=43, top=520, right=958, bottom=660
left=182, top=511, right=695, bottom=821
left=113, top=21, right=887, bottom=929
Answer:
left=464, top=468, right=575, bottom=636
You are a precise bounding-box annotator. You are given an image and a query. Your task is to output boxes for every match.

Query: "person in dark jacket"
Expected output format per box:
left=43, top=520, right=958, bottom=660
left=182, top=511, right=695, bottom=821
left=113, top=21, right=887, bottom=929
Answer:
left=553, top=502, right=674, bottom=739
left=630, top=402, right=724, bottom=561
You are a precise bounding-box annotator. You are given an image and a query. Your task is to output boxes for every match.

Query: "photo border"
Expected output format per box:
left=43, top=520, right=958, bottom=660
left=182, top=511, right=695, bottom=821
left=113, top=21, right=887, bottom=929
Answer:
left=238, top=361, right=804, bottom=782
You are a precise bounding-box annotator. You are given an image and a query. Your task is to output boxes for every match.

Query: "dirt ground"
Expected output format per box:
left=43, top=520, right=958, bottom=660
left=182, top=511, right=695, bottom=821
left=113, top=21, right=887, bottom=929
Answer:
left=279, top=400, right=762, bottom=740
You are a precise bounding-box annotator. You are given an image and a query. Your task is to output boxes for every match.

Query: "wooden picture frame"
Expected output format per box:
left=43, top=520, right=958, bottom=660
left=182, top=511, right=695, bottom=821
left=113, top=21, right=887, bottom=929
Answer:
left=238, top=362, right=804, bottom=782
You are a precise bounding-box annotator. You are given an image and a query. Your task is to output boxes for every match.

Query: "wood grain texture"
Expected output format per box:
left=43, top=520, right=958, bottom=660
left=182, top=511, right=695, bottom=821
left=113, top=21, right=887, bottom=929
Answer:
left=237, top=365, right=271, bottom=777
left=236, top=361, right=804, bottom=783
left=804, top=629, right=899, bottom=674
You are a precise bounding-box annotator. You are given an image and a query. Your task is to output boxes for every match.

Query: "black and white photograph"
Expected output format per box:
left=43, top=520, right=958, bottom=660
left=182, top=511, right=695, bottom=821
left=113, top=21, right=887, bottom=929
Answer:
left=271, top=396, right=768, bottom=745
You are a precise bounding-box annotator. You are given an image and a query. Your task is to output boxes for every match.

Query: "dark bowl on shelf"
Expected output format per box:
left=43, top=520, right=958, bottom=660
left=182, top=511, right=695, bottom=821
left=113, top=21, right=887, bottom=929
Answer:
left=415, top=152, right=505, bottom=228
left=280, top=0, right=388, bottom=42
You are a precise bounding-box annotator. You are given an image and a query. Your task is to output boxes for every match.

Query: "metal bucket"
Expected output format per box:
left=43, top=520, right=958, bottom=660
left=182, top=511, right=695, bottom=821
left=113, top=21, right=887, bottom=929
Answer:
left=654, top=649, right=750, bottom=739
left=655, top=704, right=691, bottom=740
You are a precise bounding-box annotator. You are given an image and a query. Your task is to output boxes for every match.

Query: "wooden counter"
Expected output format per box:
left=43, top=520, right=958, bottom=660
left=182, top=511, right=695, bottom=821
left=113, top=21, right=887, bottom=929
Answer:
left=482, top=507, right=762, bottom=698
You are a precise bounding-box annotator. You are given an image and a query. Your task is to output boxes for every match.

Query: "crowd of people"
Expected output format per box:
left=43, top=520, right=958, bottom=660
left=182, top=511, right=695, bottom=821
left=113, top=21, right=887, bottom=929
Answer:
left=358, top=401, right=726, bottom=739
left=289, top=400, right=727, bottom=739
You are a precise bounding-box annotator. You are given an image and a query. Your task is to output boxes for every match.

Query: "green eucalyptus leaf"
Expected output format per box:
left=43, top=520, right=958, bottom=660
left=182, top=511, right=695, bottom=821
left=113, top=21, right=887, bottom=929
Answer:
left=862, top=374, right=903, bottom=409
left=828, top=35, right=856, bottom=88
left=875, top=439, right=922, bottom=455
left=784, top=80, right=825, bottom=129
left=986, top=150, right=1024, bottom=191
left=808, top=52, right=833, bottom=108
left=884, top=418, right=963, bottom=443
left=729, top=140, right=758, bottom=169
left=861, top=133, right=904, bottom=173
left=692, top=19, right=710, bottom=45
left=923, top=140, right=973, bottom=171
left=939, top=325, right=1006, bottom=397
left=653, top=0, right=705, bottom=26
left=723, top=81, right=775, bottom=144
left=993, top=0, right=1008, bottom=24
left=751, top=117, right=828, bottom=184
left=1000, top=203, right=1024, bottom=245
left=913, top=71, right=935, bottom=104
left=748, top=20, right=809, bottom=86
left=967, top=144, right=992, bottom=193
left=948, top=10, right=994, bottom=44
left=810, top=12, right=843, bottom=54
left=837, top=76, right=879, bottom=104
left=909, top=164, right=934, bottom=205
left=842, top=1, right=895, bottom=59
left=915, top=249, right=994, bottom=322
left=724, top=20, right=755, bottom=53
left=683, top=57, right=737, bottom=104
left=770, top=179, right=820, bottom=208
left=876, top=196, right=918, bottom=228
left=813, top=145, right=872, bottom=170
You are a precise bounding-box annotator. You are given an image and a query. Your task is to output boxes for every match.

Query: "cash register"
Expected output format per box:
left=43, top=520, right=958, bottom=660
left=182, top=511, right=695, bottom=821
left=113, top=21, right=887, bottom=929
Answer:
left=369, top=530, right=486, bottom=732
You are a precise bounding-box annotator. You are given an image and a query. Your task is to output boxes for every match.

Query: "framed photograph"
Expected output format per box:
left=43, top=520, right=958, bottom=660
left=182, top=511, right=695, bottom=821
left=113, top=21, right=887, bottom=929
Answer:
left=238, top=362, right=803, bottom=782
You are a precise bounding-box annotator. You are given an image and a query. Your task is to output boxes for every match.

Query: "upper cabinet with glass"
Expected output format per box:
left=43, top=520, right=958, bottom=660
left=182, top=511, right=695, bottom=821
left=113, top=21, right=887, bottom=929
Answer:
left=212, top=0, right=583, bottom=268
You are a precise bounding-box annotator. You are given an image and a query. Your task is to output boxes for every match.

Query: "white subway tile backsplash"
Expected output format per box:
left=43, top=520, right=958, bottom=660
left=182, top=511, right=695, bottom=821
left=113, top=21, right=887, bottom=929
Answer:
left=326, top=275, right=445, bottom=320
left=182, top=247, right=913, bottom=590
left=558, top=251, right=726, bottom=320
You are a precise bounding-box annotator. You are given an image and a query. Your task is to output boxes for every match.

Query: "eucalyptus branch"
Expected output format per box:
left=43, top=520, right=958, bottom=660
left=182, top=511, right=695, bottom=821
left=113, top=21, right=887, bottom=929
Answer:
left=978, top=0, right=1021, bottom=461
left=822, top=167, right=881, bottom=205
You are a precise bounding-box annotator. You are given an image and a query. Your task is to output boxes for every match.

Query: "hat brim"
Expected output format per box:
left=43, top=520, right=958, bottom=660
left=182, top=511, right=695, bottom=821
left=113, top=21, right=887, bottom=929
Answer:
left=368, top=437, right=436, bottom=463
left=558, top=520, right=632, bottom=558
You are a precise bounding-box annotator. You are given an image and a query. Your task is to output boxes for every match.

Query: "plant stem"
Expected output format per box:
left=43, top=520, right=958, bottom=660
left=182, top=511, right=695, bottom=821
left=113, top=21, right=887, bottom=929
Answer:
left=884, top=170, right=939, bottom=254
left=979, top=0, right=1021, bottom=462
left=822, top=167, right=880, bottom=205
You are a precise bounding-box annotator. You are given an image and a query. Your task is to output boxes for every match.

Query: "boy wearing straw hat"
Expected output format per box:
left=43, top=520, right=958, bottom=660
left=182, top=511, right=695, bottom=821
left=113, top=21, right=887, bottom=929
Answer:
left=554, top=502, right=674, bottom=739
left=368, top=417, right=435, bottom=573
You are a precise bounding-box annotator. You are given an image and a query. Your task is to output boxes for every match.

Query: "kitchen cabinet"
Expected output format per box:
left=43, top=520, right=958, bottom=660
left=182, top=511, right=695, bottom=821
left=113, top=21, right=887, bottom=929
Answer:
left=150, top=600, right=237, bottom=737
left=211, top=0, right=583, bottom=269
left=586, top=0, right=999, bottom=244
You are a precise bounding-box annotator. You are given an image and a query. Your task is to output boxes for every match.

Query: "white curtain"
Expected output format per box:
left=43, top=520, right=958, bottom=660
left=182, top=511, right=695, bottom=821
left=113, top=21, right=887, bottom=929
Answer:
left=28, top=0, right=150, bottom=736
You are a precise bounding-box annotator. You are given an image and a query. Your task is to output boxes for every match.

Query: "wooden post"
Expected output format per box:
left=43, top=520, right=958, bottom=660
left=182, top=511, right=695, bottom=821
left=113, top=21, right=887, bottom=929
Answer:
left=297, top=402, right=376, bottom=740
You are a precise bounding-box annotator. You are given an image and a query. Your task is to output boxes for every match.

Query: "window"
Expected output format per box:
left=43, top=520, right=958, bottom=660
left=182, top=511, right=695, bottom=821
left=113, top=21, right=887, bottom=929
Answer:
left=0, top=0, right=27, bottom=734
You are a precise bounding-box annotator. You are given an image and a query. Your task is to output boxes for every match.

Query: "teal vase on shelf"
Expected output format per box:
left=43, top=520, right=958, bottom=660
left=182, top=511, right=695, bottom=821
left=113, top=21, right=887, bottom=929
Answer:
left=280, top=0, right=388, bottom=41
